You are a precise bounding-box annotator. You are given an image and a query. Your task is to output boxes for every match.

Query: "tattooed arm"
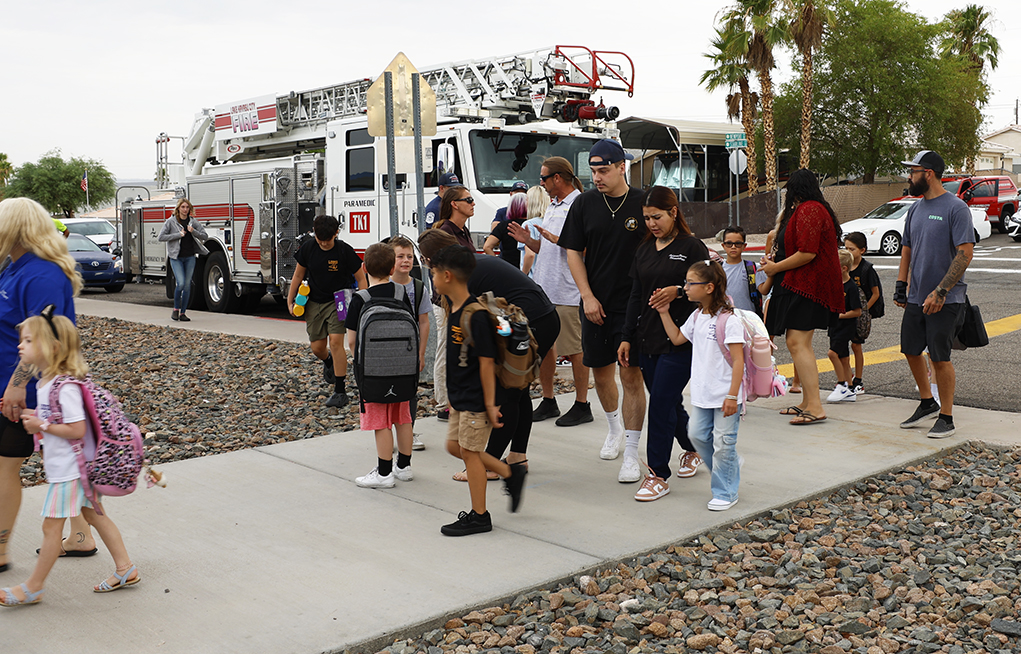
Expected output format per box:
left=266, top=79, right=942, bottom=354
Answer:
left=2, top=361, right=32, bottom=422
left=922, top=243, right=974, bottom=315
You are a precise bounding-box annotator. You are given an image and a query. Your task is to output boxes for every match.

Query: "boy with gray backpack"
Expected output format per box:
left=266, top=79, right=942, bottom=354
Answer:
left=345, top=243, right=419, bottom=488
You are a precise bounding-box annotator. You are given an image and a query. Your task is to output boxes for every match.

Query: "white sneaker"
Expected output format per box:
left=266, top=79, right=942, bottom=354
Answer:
left=394, top=465, right=414, bottom=481
left=600, top=430, right=624, bottom=460
left=412, top=434, right=425, bottom=451
left=708, top=497, right=738, bottom=511
left=634, top=475, right=670, bottom=501
left=826, top=384, right=855, bottom=403
left=355, top=467, right=395, bottom=488
left=618, top=453, right=641, bottom=483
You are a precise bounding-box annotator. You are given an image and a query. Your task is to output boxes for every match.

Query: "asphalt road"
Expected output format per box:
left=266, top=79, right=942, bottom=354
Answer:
left=88, top=232, right=1021, bottom=414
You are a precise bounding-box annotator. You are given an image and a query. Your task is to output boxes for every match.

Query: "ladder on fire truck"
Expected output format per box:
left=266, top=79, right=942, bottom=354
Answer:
left=157, top=45, right=635, bottom=188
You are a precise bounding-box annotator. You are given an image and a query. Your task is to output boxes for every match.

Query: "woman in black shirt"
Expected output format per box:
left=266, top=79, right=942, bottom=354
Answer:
left=618, top=187, right=708, bottom=501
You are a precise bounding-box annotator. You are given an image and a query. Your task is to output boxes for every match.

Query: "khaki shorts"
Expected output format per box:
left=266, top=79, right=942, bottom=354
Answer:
left=446, top=408, right=493, bottom=452
left=305, top=299, right=345, bottom=341
left=554, top=304, right=583, bottom=356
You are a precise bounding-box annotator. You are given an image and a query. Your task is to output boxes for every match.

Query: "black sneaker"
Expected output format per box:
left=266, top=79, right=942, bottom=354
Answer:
left=440, top=510, right=492, bottom=536
left=531, top=397, right=561, bottom=422
left=178, top=313, right=191, bottom=322
left=555, top=401, right=593, bottom=427
left=171, top=310, right=180, bottom=321
left=436, top=409, right=449, bottom=422
left=900, top=402, right=940, bottom=428
left=927, top=416, right=956, bottom=439
left=322, top=355, right=336, bottom=384
left=504, top=462, right=528, bottom=513
left=325, top=391, right=349, bottom=408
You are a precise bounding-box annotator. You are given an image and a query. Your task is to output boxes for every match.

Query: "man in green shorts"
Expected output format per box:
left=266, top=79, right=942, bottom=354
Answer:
left=287, top=215, right=366, bottom=408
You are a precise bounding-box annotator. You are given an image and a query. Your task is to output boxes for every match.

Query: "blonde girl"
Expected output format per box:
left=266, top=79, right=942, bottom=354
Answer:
left=656, top=260, right=744, bottom=512
left=1, top=308, right=139, bottom=607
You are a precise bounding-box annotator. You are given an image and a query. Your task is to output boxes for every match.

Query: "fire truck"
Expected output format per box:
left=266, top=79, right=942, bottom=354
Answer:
left=121, top=45, right=634, bottom=313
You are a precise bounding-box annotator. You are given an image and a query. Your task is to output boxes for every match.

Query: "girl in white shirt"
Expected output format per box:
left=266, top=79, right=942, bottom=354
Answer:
left=0, top=307, right=139, bottom=607
left=657, top=260, right=745, bottom=511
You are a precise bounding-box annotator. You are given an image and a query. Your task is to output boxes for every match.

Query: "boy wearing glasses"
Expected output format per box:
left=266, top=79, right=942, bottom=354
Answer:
left=720, top=226, right=767, bottom=317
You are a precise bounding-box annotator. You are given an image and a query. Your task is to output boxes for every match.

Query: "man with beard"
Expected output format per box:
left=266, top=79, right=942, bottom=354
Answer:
left=894, top=150, right=974, bottom=439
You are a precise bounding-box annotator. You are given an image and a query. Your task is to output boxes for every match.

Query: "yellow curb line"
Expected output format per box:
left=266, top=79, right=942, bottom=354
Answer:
left=775, top=313, right=1021, bottom=378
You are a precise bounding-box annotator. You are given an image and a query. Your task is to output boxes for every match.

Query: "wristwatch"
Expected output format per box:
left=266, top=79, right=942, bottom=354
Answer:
left=676, top=285, right=683, bottom=296
left=935, top=287, right=948, bottom=299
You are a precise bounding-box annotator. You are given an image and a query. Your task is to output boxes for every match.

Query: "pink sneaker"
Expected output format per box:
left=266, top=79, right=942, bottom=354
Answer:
left=676, top=451, right=702, bottom=478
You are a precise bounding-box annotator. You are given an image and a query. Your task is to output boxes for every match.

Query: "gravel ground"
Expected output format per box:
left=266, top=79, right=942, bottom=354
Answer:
left=18, top=315, right=577, bottom=486
left=363, top=443, right=1021, bottom=654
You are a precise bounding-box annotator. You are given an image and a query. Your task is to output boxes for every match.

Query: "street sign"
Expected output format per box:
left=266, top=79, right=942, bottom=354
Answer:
left=729, top=150, right=748, bottom=175
left=725, top=132, right=747, bottom=149
left=367, top=53, right=437, bottom=137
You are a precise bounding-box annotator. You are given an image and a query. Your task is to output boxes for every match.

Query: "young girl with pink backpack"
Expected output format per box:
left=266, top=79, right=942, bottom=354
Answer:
left=656, top=260, right=746, bottom=512
left=1, top=308, right=140, bottom=607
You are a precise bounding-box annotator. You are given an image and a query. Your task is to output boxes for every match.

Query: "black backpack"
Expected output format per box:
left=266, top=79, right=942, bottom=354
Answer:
left=743, top=261, right=763, bottom=317
left=352, top=285, right=420, bottom=408
left=859, top=260, right=885, bottom=319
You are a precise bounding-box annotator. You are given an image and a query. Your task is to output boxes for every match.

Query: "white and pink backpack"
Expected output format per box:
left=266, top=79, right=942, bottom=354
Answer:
left=46, top=376, right=145, bottom=514
left=714, top=309, right=788, bottom=405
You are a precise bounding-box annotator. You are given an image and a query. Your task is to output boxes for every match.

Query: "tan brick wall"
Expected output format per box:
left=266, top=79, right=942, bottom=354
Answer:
left=822, top=183, right=907, bottom=224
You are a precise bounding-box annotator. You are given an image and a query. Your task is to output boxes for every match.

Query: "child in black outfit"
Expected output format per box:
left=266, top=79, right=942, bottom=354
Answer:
left=826, top=249, right=863, bottom=403
left=430, top=245, right=527, bottom=536
left=843, top=232, right=883, bottom=394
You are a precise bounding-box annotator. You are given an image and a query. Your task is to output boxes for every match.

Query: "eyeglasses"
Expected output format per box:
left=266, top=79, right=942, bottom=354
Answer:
left=683, top=281, right=709, bottom=287
left=539, top=174, right=555, bottom=182
left=907, top=168, right=928, bottom=177
left=722, top=241, right=746, bottom=247
left=454, top=197, right=475, bottom=204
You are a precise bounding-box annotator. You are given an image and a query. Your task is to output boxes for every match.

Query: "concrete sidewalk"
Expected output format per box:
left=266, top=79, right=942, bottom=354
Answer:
left=4, top=299, right=1018, bottom=654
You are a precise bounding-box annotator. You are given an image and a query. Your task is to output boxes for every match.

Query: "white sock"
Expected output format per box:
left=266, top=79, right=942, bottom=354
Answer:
left=624, top=430, right=641, bottom=457
left=605, top=409, right=622, bottom=435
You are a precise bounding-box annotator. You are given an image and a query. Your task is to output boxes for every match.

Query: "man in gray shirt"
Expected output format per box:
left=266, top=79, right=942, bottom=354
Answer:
left=894, top=150, right=973, bottom=438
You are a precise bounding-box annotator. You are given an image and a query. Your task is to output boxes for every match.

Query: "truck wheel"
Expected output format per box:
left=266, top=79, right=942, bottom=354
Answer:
left=880, top=231, right=901, bottom=256
left=203, top=251, right=242, bottom=313
left=1000, top=208, right=1015, bottom=234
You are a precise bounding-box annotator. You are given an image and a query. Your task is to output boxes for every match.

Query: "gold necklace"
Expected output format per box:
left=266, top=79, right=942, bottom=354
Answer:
left=603, top=189, right=629, bottom=218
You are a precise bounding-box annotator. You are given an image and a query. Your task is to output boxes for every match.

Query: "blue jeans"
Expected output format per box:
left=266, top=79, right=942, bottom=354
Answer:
left=639, top=350, right=695, bottom=480
left=169, top=255, right=197, bottom=311
left=688, top=406, right=741, bottom=502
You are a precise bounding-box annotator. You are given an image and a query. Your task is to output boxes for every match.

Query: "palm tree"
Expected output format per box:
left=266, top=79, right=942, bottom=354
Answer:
left=787, top=0, right=832, bottom=170
left=725, top=0, right=788, bottom=193
left=941, top=4, right=1000, bottom=173
left=0, top=153, right=13, bottom=189
left=700, top=26, right=760, bottom=195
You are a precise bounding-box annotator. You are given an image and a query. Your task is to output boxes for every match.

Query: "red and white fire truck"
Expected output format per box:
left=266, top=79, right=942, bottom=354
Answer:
left=121, top=46, right=634, bottom=312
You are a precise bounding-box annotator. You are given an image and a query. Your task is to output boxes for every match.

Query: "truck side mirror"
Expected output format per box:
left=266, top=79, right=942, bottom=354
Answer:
left=436, top=143, right=455, bottom=180
left=963, top=189, right=974, bottom=200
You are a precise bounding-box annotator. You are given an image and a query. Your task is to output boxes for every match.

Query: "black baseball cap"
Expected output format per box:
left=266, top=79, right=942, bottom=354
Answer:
left=901, top=150, right=945, bottom=177
left=589, top=139, right=634, bottom=166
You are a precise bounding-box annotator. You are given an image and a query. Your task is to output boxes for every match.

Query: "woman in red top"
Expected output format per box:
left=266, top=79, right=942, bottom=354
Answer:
left=762, top=169, right=844, bottom=425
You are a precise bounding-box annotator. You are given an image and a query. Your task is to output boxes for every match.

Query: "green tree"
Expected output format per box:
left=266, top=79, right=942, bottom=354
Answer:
left=701, top=25, right=760, bottom=194
left=940, top=4, right=999, bottom=173
left=785, top=0, right=834, bottom=170
left=0, top=153, right=13, bottom=191
left=723, top=0, right=789, bottom=193
left=773, top=0, right=983, bottom=183
left=3, top=150, right=115, bottom=217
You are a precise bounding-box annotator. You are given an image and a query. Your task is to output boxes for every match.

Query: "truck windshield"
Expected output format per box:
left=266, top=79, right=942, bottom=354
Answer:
left=469, top=130, right=595, bottom=194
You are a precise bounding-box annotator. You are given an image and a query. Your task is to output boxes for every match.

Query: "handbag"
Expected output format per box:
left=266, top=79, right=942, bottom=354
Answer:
left=952, top=296, right=989, bottom=350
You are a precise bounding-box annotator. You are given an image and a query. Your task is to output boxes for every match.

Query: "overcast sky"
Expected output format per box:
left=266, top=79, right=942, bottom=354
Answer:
left=2, top=0, right=1018, bottom=181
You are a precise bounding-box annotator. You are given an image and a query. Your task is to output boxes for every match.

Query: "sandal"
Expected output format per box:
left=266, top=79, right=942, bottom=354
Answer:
left=94, top=564, right=141, bottom=593
left=503, top=457, right=529, bottom=472
left=0, top=583, right=44, bottom=607
left=790, top=412, right=826, bottom=425
left=779, top=406, right=804, bottom=416
left=452, top=469, right=500, bottom=482
left=789, top=385, right=802, bottom=394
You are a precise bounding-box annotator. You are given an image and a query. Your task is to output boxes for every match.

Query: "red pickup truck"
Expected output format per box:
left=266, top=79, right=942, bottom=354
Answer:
left=942, top=175, right=1018, bottom=233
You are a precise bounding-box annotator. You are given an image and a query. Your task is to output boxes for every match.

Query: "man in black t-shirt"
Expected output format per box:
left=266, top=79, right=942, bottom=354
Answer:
left=559, top=139, right=648, bottom=483
left=287, top=215, right=367, bottom=408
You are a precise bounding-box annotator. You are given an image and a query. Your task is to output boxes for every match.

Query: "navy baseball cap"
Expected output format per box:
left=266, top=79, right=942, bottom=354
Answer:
left=901, top=150, right=945, bottom=177
left=589, top=139, right=634, bottom=166
left=438, top=172, right=463, bottom=188
left=510, top=181, right=529, bottom=192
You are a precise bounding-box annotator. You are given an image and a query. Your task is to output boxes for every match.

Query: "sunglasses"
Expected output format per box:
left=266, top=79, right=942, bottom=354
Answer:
left=539, top=173, right=555, bottom=182
left=454, top=197, right=475, bottom=204
left=722, top=241, right=746, bottom=247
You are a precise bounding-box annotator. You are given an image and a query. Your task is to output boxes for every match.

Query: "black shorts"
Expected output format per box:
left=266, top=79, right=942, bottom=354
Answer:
left=900, top=302, right=965, bottom=362
left=0, top=414, right=33, bottom=459
left=828, top=335, right=851, bottom=359
left=528, top=310, right=560, bottom=361
left=580, top=310, right=627, bottom=368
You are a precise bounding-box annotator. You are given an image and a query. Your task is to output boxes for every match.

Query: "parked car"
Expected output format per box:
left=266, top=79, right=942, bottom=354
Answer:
left=63, top=217, right=117, bottom=251
left=67, top=234, right=125, bottom=292
left=942, top=175, right=1017, bottom=234
left=840, top=197, right=991, bottom=256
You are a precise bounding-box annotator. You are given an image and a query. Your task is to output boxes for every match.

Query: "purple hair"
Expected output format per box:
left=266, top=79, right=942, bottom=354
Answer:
left=507, top=194, right=528, bottom=221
